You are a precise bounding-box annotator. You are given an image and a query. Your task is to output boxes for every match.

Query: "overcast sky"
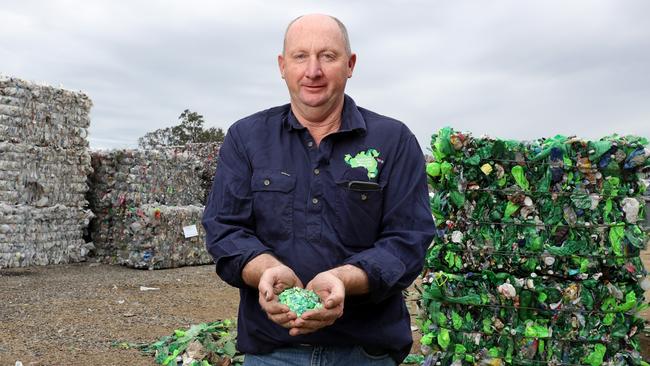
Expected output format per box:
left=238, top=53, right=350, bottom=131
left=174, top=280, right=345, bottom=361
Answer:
left=1, top=0, right=649, bottom=151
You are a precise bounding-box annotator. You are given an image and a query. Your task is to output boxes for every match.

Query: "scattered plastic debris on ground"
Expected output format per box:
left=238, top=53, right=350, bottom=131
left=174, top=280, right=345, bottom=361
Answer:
left=114, top=320, right=243, bottom=366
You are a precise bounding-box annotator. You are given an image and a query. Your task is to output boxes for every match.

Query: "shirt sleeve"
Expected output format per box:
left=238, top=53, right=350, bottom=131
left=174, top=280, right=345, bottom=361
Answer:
left=344, top=132, right=435, bottom=303
left=202, top=126, right=272, bottom=288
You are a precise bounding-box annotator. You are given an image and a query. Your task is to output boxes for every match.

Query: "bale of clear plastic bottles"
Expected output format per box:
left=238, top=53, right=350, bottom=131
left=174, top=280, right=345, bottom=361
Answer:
left=0, top=76, right=93, bottom=268
left=88, top=143, right=219, bottom=268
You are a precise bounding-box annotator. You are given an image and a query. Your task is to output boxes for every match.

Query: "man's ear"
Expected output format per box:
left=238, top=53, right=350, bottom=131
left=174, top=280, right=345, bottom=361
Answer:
left=347, top=53, right=357, bottom=78
left=278, top=54, right=285, bottom=79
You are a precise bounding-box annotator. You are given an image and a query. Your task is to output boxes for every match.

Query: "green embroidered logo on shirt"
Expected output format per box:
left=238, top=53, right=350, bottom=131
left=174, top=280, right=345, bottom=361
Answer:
left=344, top=148, right=381, bottom=179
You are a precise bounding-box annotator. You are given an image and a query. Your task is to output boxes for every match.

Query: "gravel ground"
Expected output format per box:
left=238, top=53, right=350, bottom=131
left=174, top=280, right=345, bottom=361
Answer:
left=1, top=255, right=648, bottom=365
left=1, top=263, right=239, bottom=365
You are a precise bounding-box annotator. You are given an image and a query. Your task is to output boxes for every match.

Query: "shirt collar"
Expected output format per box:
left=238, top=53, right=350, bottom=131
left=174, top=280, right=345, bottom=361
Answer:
left=283, top=94, right=367, bottom=135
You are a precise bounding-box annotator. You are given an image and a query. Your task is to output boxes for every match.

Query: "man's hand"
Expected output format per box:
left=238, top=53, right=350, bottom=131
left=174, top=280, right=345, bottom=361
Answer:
left=243, top=254, right=303, bottom=329
left=258, top=264, right=303, bottom=328
left=289, top=270, right=345, bottom=336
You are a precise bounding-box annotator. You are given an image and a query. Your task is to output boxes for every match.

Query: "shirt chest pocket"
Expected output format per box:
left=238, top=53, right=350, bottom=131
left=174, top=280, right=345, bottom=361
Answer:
left=334, top=179, right=384, bottom=249
left=251, top=170, right=296, bottom=243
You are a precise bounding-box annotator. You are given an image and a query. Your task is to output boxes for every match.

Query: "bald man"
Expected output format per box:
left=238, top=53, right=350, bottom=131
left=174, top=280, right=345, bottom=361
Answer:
left=202, top=14, right=435, bottom=366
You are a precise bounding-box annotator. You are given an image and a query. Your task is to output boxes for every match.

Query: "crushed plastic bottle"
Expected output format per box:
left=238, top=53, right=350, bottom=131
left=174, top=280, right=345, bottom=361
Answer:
left=622, top=197, right=641, bottom=223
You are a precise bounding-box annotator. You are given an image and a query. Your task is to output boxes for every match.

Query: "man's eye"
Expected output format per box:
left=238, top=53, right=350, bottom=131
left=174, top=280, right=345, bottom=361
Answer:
left=322, top=54, right=336, bottom=61
left=294, top=54, right=307, bottom=60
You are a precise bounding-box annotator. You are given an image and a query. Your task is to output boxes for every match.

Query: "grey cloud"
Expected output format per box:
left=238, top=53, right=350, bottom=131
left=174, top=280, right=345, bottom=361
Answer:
left=1, top=0, right=648, bottom=150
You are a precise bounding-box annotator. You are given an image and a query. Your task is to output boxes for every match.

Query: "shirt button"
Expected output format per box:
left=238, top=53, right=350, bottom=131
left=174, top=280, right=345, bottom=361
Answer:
left=314, top=168, right=320, bottom=175
left=307, top=141, right=314, bottom=147
left=263, top=179, right=270, bottom=186
left=361, top=194, right=368, bottom=201
left=312, top=198, right=319, bottom=204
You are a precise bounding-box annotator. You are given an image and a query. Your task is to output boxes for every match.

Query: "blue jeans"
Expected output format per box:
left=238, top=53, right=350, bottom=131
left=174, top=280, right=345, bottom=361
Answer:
left=242, top=345, right=397, bottom=366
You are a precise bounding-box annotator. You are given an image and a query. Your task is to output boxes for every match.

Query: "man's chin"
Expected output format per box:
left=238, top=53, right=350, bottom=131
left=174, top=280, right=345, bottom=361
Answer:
left=297, top=96, right=329, bottom=108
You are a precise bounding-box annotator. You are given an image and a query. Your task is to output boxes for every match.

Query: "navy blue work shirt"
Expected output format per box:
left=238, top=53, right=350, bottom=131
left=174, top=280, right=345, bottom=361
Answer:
left=202, top=95, right=435, bottom=363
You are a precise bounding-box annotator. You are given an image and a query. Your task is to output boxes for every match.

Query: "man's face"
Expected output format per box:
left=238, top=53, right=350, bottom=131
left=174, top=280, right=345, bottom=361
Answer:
left=278, top=16, right=356, bottom=112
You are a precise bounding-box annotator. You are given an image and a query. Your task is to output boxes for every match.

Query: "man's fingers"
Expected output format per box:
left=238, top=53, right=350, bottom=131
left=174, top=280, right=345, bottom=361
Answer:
left=288, top=304, right=343, bottom=336
left=258, top=290, right=291, bottom=313
left=259, top=297, right=291, bottom=315
left=258, top=291, right=299, bottom=328
left=263, top=302, right=290, bottom=315
left=290, top=326, right=318, bottom=336
left=293, top=307, right=342, bottom=331
left=260, top=286, right=274, bottom=301
left=273, top=283, right=287, bottom=295
left=288, top=317, right=334, bottom=336
left=325, top=279, right=345, bottom=308
left=324, top=293, right=344, bottom=309
left=302, top=304, right=343, bottom=321
left=257, top=288, right=274, bottom=305
left=296, top=318, right=335, bottom=329
left=258, top=277, right=275, bottom=301
left=268, top=312, right=297, bottom=328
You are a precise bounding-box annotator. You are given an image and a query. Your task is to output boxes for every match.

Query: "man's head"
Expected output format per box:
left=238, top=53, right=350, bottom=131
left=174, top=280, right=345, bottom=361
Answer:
left=278, top=14, right=356, bottom=116
left=282, top=15, right=352, bottom=56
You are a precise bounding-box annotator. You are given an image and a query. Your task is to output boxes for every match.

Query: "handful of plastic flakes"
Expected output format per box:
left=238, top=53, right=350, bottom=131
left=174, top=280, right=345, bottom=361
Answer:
left=116, top=320, right=243, bottom=366
left=416, top=127, right=649, bottom=366
left=278, top=287, right=323, bottom=316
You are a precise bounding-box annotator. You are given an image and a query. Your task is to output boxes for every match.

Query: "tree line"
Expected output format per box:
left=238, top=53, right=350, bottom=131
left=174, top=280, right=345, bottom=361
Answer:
left=138, top=109, right=225, bottom=149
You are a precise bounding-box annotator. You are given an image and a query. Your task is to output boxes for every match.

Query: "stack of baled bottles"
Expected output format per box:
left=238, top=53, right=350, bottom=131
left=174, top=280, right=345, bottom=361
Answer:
left=418, top=127, right=649, bottom=366
left=0, top=76, right=94, bottom=268
left=87, top=143, right=219, bottom=269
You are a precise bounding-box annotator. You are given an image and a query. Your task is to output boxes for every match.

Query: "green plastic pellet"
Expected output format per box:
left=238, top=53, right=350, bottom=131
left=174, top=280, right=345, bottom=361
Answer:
left=278, top=288, right=323, bottom=317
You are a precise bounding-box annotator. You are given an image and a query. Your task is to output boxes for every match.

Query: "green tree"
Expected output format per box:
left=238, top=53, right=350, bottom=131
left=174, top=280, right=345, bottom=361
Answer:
left=138, top=109, right=225, bottom=148
left=137, top=127, right=174, bottom=148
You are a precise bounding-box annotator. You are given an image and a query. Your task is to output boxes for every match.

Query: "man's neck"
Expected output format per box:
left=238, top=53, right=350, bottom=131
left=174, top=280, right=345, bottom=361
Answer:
left=291, top=97, right=345, bottom=146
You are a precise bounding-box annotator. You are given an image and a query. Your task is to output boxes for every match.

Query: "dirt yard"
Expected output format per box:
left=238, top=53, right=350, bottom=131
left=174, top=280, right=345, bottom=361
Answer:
left=1, top=253, right=649, bottom=366
left=0, top=263, right=238, bottom=365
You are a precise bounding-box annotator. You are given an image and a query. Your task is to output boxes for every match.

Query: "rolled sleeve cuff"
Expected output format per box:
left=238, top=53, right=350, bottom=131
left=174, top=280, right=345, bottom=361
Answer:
left=211, top=238, right=272, bottom=289
left=344, top=247, right=406, bottom=303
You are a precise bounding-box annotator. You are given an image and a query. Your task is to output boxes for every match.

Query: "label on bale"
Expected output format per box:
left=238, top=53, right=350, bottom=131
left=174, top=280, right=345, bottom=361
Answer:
left=182, top=224, right=199, bottom=238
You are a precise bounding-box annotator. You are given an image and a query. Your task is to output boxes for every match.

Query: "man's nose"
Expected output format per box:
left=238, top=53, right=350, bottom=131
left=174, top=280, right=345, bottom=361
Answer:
left=305, top=56, right=323, bottom=79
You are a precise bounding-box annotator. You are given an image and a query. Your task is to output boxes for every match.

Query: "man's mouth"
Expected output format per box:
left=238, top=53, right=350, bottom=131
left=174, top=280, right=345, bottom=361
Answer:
left=302, top=84, right=326, bottom=90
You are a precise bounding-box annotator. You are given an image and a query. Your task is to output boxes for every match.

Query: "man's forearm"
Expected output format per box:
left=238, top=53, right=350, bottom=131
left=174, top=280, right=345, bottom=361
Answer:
left=242, top=253, right=284, bottom=288
left=327, top=264, right=369, bottom=295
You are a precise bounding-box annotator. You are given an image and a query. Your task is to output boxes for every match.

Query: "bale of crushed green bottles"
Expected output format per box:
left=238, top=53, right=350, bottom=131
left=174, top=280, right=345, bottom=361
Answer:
left=418, top=127, right=649, bottom=365
left=115, top=320, right=243, bottom=366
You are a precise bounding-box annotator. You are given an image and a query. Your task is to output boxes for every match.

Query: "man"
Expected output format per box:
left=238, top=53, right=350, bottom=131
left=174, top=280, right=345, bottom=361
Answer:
left=202, top=14, right=435, bottom=365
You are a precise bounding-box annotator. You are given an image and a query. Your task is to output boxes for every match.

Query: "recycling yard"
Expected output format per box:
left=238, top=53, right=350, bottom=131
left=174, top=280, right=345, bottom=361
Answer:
left=0, top=263, right=239, bottom=365
left=2, top=78, right=650, bottom=365
left=0, top=255, right=648, bottom=365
